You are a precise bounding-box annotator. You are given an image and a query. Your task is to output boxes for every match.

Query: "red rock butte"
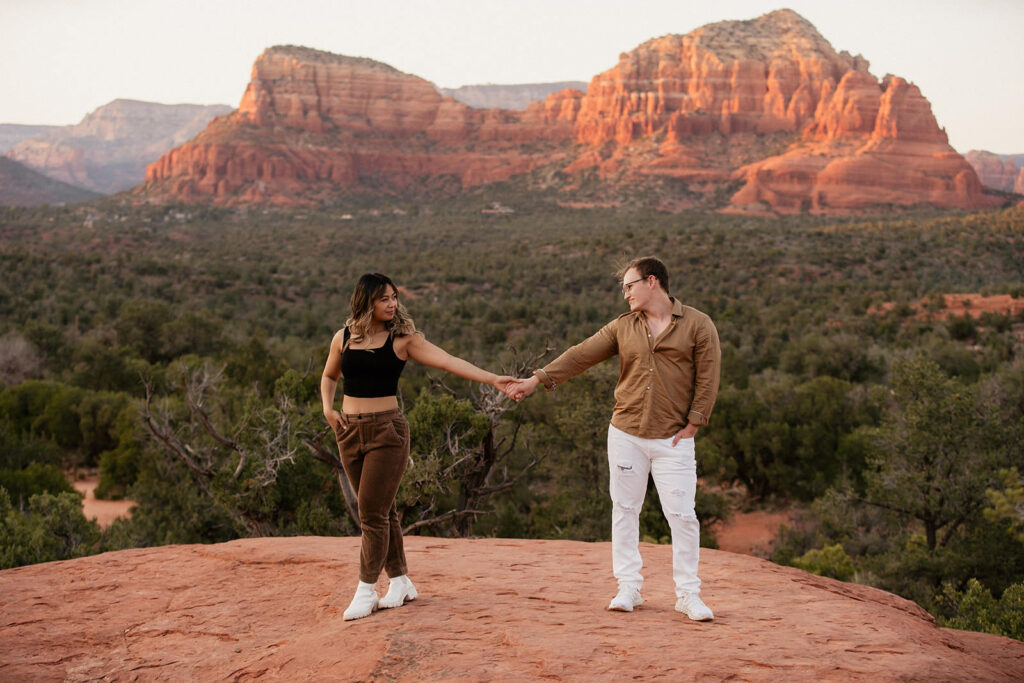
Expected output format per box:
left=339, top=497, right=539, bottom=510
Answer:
left=141, top=9, right=1001, bottom=214
left=2, top=537, right=1022, bottom=680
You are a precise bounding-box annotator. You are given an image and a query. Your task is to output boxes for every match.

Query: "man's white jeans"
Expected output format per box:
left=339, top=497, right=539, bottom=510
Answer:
left=607, top=423, right=701, bottom=597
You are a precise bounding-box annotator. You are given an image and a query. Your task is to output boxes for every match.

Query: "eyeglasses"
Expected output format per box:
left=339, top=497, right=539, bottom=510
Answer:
left=621, top=277, right=647, bottom=294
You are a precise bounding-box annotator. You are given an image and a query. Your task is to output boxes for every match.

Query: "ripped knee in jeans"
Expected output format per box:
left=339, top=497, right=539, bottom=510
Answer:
left=662, top=489, right=697, bottom=520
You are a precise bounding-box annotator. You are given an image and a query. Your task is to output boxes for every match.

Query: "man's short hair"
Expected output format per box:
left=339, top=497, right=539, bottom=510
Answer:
left=620, top=256, right=670, bottom=293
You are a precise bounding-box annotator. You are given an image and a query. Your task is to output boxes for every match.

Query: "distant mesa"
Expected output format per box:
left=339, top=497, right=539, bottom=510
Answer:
left=139, top=10, right=1002, bottom=214
left=0, top=156, right=101, bottom=207
left=5, top=99, right=232, bottom=196
left=964, top=150, right=1024, bottom=194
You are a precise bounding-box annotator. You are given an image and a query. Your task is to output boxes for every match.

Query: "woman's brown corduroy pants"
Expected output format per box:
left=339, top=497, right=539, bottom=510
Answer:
left=335, top=408, right=410, bottom=584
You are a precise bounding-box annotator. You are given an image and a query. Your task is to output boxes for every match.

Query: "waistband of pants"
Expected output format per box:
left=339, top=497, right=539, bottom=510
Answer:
left=343, top=407, right=403, bottom=423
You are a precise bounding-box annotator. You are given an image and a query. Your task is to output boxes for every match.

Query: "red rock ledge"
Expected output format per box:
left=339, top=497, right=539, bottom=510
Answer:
left=1, top=537, right=1021, bottom=680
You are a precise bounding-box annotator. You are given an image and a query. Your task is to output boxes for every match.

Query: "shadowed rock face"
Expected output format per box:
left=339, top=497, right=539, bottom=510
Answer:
left=966, top=150, right=1024, bottom=194
left=141, top=10, right=997, bottom=213
left=1, top=537, right=1021, bottom=680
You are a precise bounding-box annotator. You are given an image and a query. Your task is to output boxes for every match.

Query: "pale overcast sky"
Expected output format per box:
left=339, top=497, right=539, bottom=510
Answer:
left=1, top=0, right=1021, bottom=153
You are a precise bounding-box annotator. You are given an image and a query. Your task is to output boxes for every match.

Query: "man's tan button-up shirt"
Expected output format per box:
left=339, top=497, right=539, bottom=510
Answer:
left=534, top=298, right=721, bottom=439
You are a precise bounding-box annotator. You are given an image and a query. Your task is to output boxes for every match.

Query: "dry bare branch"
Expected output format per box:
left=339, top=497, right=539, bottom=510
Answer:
left=302, top=427, right=359, bottom=529
left=402, top=508, right=485, bottom=535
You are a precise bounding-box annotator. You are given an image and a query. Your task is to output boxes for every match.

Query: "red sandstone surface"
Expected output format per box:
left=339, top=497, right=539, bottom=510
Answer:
left=2, top=537, right=1022, bottom=681
left=140, top=10, right=997, bottom=214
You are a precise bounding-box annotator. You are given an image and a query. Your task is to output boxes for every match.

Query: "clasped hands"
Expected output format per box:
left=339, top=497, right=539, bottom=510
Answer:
left=493, top=375, right=541, bottom=403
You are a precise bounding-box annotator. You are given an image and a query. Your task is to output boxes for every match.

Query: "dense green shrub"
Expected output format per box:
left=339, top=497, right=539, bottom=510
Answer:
left=936, top=579, right=1024, bottom=641
left=0, top=487, right=100, bottom=568
left=985, top=468, right=1024, bottom=543
left=0, top=422, right=63, bottom=471
left=0, top=463, right=74, bottom=507
left=705, top=374, right=878, bottom=501
left=0, top=381, right=130, bottom=467
left=94, top=404, right=147, bottom=500
left=792, top=543, right=856, bottom=582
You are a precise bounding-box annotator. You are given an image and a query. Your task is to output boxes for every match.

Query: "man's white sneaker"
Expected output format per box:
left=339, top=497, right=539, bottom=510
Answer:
left=675, top=592, right=713, bottom=621
left=607, top=585, right=643, bottom=612
left=379, top=575, right=418, bottom=609
left=343, top=581, right=379, bottom=621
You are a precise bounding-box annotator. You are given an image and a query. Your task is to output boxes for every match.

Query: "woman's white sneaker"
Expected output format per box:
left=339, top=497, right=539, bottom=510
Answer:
left=675, top=592, right=713, bottom=621
left=343, top=581, right=379, bottom=620
left=379, top=575, right=418, bottom=609
left=607, top=584, right=643, bottom=612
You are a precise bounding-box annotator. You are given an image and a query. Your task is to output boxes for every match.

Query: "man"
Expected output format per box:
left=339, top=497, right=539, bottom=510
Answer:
left=509, top=256, right=720, bottom=620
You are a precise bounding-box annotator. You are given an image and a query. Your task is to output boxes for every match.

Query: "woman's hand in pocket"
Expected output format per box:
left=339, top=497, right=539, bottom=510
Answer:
left=325, top=409, right=348, bottom=433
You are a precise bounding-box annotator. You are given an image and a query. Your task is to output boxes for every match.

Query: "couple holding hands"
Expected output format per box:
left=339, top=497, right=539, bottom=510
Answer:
left=320, top=257, right=721, bottom=622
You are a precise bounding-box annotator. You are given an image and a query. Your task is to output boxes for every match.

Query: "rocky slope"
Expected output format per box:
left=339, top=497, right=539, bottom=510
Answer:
left=965, top=150, right=1024, bottom=194
left=2, top=537, right=1021, bottom=681
left=6, top=99, right=232, bottom=194
left=0, top=156, right=101, bottom=206
left=440, top=81, right=588, bottom=110
left=141, top=10, right=997, bottom=213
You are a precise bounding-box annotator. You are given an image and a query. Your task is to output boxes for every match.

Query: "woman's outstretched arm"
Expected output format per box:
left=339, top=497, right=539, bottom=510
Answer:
left=405, top=335, right=514, bottom=392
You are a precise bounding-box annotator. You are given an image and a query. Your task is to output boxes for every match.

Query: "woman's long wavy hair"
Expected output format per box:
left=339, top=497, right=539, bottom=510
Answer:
left=343, top=273, right=416, bottom=349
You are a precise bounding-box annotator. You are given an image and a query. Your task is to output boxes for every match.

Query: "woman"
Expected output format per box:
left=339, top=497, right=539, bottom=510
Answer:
left=321, top=272, right=514, bottom=620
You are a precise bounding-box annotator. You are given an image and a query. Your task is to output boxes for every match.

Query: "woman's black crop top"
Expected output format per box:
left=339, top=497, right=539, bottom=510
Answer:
left=341, top=328, right=407, bottom=398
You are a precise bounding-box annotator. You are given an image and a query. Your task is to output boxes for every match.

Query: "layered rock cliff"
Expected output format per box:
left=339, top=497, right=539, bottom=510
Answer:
left=144, top=46, right=580, bottom=203
left=2, top=537, right=1022, bottom=680
left=6, top=100, right=232, bottom=194
left=965, top=150, right=1024, bottom=194
left=731, top=74, right=989, bottom=211
left=141, top=10, right=998, bottom=213
left=570, top=10, right=994, bottom=212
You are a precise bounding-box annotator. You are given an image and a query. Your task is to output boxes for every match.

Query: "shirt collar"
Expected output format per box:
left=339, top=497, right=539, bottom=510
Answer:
left=670, top=297, right=685, bottom=318
left=625, top=297, right=685, bottom=323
